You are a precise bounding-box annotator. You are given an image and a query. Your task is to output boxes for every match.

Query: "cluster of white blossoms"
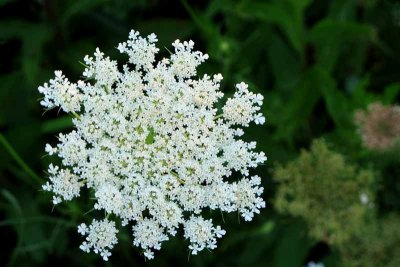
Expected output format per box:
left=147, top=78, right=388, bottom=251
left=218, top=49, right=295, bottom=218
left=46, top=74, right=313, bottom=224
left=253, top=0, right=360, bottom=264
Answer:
left=77, top=219, right=118, bottom=261
left=39, top=30, right=267, bottom=260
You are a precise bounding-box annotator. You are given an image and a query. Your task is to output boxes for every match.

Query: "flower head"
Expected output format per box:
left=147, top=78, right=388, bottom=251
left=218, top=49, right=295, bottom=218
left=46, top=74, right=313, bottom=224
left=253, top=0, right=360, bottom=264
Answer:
left=39, top=30, right=266, bottom=260
left=355, top=102, right=400, bottom=151
left=273, top=139, right=374, bottom=245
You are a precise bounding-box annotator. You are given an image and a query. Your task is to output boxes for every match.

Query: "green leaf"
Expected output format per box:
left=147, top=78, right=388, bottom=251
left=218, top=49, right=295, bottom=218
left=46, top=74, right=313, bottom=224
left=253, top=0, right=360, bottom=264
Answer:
left=145, top=127, right=155, bottom=144
left=41, top=116, right=74, bottom=134
left=265, top=28, right=302, bottom=91
left=21, top=24, right=52, bottom=85
left=179, top=0, right=220, bottom=39
left=2, top=189, right=24, bottom=266
left=206, top=0, right=234, bottom=16
left=236, top=0, right=312, bottom=53
left=0, top=19, right=29, bottom=39
left=60, top=0, right=106, bottom=24
left=0, top=133, right=43, bottom=185
left=349, top=75, right=376, bottom=107
left=319, top=70, right=353, bottom=129
left=382, top=83, right=400, bottom=104
left=328, top=0, right=358, bottom=20
left=274, top=67, right=323, bottom=142
left=0, top=72, right=22, bottom=126
left=273, top=220, right=312, bottom=267
left=308, top=19, right=375, bottom=72
left=1, top=189, right=23, bottom=218
left=0, top=21, right=52, bottom=85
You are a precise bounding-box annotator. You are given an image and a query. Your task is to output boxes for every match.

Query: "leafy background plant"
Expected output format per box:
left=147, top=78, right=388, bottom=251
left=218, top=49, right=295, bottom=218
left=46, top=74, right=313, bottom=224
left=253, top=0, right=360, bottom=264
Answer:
left=0, top=0, right=399, bottom=266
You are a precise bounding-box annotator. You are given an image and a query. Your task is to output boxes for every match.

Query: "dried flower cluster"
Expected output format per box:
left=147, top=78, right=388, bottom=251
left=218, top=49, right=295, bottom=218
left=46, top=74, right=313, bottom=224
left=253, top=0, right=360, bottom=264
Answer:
left=273, top=139, right=374, bottom=245
left=39, top=30, right=266, bottom=260
left=355, top=102, right=400, bottom=151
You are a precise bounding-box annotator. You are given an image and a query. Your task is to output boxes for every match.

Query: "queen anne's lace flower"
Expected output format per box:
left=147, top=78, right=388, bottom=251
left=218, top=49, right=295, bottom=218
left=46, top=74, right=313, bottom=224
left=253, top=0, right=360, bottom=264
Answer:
left=39, top=30, right=267, bottom=260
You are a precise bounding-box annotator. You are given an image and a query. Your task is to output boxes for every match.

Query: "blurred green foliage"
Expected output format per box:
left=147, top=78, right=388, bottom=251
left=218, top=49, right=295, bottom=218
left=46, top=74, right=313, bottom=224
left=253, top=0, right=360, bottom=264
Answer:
left=0, top=0, right=399, bottom=266
left=340, top=214, right=400, bottom=267
left=274, top=139, right=375, bottom=246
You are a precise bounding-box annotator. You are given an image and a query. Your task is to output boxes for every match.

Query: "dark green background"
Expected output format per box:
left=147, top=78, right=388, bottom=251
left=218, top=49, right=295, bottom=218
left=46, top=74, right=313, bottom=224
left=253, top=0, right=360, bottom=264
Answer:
left=1, top=0, right=399, bottom=266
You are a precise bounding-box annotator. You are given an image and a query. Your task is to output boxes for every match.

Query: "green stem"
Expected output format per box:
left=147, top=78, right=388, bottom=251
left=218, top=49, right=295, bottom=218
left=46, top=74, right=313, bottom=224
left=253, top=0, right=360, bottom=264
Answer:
left=0, top=133, right=43, bottom=184
left=179, top=0, right=216, bottom=38
left=179, top=0, right=203, bottom=30
left=164, top=46, right=173, bottom=55
left=213, top=113, right=224, bottom=120
left=170, top=171, right=185, bottom=184
left=78, top=61, right=89, bottom=68
left=71, top=111, right=81, bottom=120
left=84, top=208, right=95, bottom=215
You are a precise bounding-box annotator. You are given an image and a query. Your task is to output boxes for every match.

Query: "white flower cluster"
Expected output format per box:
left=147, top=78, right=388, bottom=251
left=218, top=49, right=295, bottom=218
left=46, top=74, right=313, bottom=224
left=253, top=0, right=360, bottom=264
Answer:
left=78, top=219, right=118, bottom=261
left=39, top=30, right=267, bottom=260
left=184, top=216, right=226, bottom=255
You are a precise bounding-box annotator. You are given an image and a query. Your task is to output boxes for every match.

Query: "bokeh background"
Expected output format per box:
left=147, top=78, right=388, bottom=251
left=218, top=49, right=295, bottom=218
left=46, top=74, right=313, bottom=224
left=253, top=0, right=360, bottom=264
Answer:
left=1, top=0, right=400, bottom=266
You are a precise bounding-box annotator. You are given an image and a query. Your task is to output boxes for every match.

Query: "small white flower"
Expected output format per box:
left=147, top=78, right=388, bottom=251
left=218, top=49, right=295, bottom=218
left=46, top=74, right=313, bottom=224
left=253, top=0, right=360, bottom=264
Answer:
left=79, top=241, right=90, bottom=253
left=147, top=33, right=158, bottom=43
left=144, top=250, right=154, bottom=260
left=117, top=42, right=127, bottom=53
left=359, top=193, right=369, bottom=205
left=101, top=250, right=111, bottom=261
left=236, top=82, right=248, bottom=91
left=77, top=223, right=88, bottom=235
left=45, top=144, right=57, bottom=155
left=255, top=94, right=264, bottom=105
left=254, top=113, right=265, bottom=125
left=47, top=163, right=58, bottom=175
left=213, top=73, right=223, bottom=82
left=52, top=196, right=61, bottom=205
